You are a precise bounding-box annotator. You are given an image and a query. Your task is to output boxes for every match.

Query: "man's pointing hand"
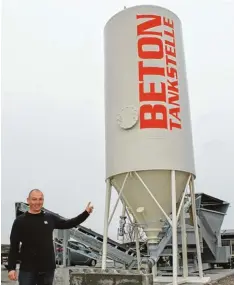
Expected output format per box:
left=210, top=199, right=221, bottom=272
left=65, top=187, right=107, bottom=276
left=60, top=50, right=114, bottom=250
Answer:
left=86, top=202, right=94, bottom=214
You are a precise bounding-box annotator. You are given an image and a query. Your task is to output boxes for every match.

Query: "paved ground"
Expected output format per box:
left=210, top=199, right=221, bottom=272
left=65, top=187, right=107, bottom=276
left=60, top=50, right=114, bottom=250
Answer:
left=1, top=267, right=11, bottom=284
left=1, top=266, right=12, bottom=284
left=204, top=269, right=234, bottom=282
left=212, top=275, right=234, bottom=285
left=1, top=266, right=233, bottom=285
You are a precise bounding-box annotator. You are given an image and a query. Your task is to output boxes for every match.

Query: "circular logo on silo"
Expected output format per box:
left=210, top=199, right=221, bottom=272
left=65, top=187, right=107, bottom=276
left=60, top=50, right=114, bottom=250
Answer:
left=117, top=106, right=139, bottom=129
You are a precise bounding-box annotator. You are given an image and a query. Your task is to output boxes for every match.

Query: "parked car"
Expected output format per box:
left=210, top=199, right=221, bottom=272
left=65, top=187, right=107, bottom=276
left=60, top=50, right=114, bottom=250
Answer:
left=55, top=240, right=98, bottom=267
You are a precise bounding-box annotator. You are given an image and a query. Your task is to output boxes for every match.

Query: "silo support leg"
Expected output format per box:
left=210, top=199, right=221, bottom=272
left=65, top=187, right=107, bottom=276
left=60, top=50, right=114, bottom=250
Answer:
left=134, top=218, right=141, bottom=271
left=63, top=230, right=69, bottom=267
left=171, top=170, right=178, bottom=285
left=102, top=178, right=112, bottom=270
left=181, top=202, right=188, bottom=278
left=190, top=178, right=203, bottom=278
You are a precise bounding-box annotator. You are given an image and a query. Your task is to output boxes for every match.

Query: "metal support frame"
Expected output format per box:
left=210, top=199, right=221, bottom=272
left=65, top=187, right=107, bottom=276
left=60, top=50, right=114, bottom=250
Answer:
left=102, top=178, right=112, bottom=270
left=135, top=171, right=209, bottom=283
left=176, top=175, right=191, bottom=222
left=62, top=230, right=69, bottom=267
left=108, top=173, right=129, bottom=226
left=171, top=170, right=178, bottom=285
left=121, top=200, right=126, bottom=218
left=155, top=173, right=209, bottom=284
left=134, top=171, right=172, bottom=226
left=190, top=177, right=203, bottom=278
left=125, top=206, right=134, bottom=224
left=102, top=171, right=210, bottom=284
left=181, top=197, right=188, bottom=278
left=102, top=174, right=128, bottom=270
left=125, top=206, right=136, bottom=242
left=134, top=218, right=141, bottom=271
left=118, top=200, right=127, bottom=243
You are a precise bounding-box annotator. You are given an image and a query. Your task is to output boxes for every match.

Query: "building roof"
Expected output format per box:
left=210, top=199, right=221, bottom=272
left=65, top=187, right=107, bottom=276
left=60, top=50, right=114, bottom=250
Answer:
left=221, top=229, right=234, bottom=236
left=195, top=193, right=229, bottom=205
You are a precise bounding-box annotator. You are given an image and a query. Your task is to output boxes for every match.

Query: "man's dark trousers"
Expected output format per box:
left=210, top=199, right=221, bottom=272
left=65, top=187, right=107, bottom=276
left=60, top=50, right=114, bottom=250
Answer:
left=18, top=270, right=55, bottom=285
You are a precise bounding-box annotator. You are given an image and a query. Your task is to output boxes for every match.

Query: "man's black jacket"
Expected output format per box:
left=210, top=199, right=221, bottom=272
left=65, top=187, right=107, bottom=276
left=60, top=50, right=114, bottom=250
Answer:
left=8, top=210, right=89, bottom=272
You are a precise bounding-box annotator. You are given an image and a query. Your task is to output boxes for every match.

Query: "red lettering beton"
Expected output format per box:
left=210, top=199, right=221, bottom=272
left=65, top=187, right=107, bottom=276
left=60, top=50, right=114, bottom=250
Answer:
left=137, top=14, right=181, bottom=130
left=104, top=7, right=195, bottom=235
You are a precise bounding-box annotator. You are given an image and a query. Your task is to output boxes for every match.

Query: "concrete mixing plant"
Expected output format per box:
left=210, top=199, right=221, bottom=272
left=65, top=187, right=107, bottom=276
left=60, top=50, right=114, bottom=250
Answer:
left=102, top=5, right=210, bottom=284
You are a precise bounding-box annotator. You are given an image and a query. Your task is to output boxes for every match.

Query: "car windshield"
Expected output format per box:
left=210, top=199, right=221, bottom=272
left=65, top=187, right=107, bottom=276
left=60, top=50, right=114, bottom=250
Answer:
left=69, top=242, right=89, bottom=251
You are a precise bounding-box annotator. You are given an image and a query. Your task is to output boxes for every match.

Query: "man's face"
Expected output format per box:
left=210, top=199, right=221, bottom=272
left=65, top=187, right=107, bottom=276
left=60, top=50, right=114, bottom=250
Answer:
left=27, top=190, right=44, bottom=213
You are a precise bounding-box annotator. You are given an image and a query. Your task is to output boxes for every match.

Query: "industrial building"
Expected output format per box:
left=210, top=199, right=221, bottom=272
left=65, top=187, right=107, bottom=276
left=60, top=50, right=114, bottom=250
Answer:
left=221, top=229, right=234, bottom=263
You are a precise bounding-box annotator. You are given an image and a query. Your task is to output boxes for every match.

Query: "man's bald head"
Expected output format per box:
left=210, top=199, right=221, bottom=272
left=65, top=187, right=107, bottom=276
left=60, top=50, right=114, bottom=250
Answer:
left=27, top=189, right=44, bottom=214
left=28, top=189, right=43, bottom=198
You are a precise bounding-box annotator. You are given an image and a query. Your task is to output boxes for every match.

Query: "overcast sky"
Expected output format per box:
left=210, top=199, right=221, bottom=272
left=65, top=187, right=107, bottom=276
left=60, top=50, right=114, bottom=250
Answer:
left=1, top=0, right=234, bottom=244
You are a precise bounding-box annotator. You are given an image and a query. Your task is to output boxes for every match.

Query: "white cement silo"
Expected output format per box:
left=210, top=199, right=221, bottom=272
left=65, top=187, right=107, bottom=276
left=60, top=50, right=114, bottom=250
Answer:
left=102, top=5, right=207, bottom=284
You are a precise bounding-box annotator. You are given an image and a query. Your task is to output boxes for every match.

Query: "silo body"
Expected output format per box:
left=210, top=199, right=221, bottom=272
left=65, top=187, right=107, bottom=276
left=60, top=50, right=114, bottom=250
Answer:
left=104, top=5, right=195, bottom=243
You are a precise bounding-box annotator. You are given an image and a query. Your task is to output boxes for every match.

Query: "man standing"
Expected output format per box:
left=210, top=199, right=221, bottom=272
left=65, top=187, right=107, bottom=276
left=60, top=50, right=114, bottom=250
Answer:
left=8, top=189, right=94, bottom=285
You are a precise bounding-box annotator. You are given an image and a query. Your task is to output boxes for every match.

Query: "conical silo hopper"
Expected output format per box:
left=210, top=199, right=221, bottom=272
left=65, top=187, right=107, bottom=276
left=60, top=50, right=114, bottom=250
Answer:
left=104, top=4, right=195, bottom=254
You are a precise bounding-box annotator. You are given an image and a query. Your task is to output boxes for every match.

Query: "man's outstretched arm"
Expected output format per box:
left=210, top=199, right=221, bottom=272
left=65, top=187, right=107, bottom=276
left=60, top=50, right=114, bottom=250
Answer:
left=54, top=202, right=94, bottom=229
